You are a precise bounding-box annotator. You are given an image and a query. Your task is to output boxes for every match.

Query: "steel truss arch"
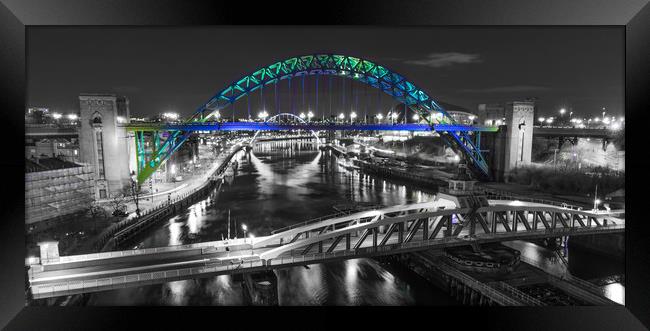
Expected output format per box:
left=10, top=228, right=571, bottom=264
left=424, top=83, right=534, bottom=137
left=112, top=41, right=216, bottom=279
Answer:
left=138, top=54, right=489, bottom=183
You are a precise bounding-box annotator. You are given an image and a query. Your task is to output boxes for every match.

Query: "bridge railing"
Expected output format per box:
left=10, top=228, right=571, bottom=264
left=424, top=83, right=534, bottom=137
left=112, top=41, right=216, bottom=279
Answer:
left=488, top=281, right=546, bottom=306
left=31, top=258, right=267, bottom=298
left=471, top=187, right=584, bottom=210
left=269, top=204, right=383, bottom=234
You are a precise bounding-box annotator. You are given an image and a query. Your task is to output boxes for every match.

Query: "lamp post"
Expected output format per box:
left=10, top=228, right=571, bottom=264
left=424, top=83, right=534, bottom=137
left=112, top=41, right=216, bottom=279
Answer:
left=241, top=224, right=247, bottom=239
left=350, top=111, right=357, bottom=124
left=130, top=173, right=141, bottom=217
left=338, top=113, right=345, bottom=123
left=538, top=117, right=545, bottom=127
left=376, top=113, right=383, bottom=124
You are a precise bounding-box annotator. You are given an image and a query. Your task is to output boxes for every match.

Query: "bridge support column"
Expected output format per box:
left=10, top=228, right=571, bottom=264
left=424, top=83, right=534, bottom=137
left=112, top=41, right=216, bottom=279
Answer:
left=241, top=270, right=278, bottom=306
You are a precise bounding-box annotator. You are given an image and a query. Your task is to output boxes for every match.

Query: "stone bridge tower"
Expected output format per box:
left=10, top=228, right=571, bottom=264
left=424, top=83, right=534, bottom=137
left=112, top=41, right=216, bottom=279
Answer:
left=78, top=94, right=133, bottom=199
left=504, top=101, right=535, bottom=171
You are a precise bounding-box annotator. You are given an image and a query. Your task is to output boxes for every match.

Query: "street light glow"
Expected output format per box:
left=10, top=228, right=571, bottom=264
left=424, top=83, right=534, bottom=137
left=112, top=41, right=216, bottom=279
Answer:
left=559, top=108, right=566, bottom=115
left=67, top=114, right=78, bottom=121
left=538, top=117, right=545, bottom=123
left=338, top=113, right=345, bottom=120
left=299, top=112, right=306, bottom=119
left=412, top=114, right=420, bottom=121
left=162, top=112, right=179, bottom=121
left=258, top=111, right=269, bottom=120
left=52, top=113, right=62, bottom=120
left=376, top=114, right=384, bottom=120
left=241, top=224, right=247, bottom=231
left=350, top=112, right=357, bottom=120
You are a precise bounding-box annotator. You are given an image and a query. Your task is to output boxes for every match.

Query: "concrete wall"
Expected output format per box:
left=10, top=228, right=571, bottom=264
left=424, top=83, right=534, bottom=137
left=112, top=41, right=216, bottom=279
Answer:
left=25, top=165, right=95, bottom=224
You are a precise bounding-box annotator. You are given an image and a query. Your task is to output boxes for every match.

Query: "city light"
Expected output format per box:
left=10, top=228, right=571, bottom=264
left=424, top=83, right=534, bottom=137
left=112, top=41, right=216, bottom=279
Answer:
left=241, top=224, right=247, bottom=231
left=67, top=114, right=78, bottom=121
left=412, top=114, right=420, bottom=121
left=545, top=118, right=553, bottom=124
left=307, top=111, right=314, bottom=121
left=258, top=111, right=269, bottom=120
left=52, top=113, right=62, bottom=120
left=559, top=108, right=566, bottom=115
left=610, top=122, right=621, bottom=130
left=468, top=115, right=476, bottom=122
left=594, top=117, right=600, bottom=122
left=538, top=117, right=545, bottom=123
left=350, top=112, right=357, bottom=121
left=338, top=113, right=345, bottom=120
left=208, top=110, right=221, bottom=120
left=299, top=112, right=306, bottom=119
left=162, top=112, right=179, bottom=121
left=376, top=113, right=384, bottom=122
left=391, top=112, right=399, bottom=119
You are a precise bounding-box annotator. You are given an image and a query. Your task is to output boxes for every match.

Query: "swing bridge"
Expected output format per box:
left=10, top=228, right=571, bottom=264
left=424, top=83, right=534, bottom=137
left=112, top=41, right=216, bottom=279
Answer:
left=27, top=194, right=624, bottom=299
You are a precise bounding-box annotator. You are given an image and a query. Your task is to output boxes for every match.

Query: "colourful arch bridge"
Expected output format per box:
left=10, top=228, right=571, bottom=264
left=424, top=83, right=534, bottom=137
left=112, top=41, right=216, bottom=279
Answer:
left=131, top=54, right=499, bottom=184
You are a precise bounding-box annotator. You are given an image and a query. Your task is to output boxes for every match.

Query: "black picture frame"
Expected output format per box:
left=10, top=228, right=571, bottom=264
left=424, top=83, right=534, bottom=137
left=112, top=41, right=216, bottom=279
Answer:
left=1, top=0, right=648, bottom=329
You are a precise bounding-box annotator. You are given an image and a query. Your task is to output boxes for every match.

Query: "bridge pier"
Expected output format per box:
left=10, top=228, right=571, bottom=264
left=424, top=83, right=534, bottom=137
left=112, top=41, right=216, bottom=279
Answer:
left=241, top=270, right=279, bottom=306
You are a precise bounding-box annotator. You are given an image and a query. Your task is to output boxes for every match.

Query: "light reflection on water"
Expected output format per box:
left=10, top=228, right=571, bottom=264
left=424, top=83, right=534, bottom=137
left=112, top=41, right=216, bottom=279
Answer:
left=87, top=140, right=446, bottom=306
left=84, top=140, right=622, bottom=306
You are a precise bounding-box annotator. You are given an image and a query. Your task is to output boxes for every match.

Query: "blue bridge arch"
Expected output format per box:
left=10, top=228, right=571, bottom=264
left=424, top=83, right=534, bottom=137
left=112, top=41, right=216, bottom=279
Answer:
left=137, top=54, right=489, bottom=183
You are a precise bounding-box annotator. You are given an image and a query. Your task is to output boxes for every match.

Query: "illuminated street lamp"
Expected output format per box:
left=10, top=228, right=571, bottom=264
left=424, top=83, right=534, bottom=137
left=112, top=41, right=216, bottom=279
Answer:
left=468, top=115, right=476, bottom=123
left=546, top=118, right=554, bottom=124
left=412, top=113, right=420, bottom=121
left=559, top=108, right=566, bottom=115
left=212, top=110, right=221, bottom=121
left=162, top=112, right=179, bottom=121
left=67, top=114, right=78, bottom=121
left=376, top=113, right=384, bottom=123
left=538, top=117, right=545, bottom=125
left=258, top=111, right=268, bottom=121
left=338, top=113, right=345, bottom=123
left=52, top=113, right=62, bottom=120
left=307, top=111, right=314, bottom=122
left=350, top=112, right=357, bottom=123
left=241, top=224, right=247, bottom=238
left=299, top=112, right=306, bottom=119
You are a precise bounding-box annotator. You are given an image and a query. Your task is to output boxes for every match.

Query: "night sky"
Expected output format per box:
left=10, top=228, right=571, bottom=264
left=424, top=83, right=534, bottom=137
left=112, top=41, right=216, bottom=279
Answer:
left=27, top=27, right=623, bottom=119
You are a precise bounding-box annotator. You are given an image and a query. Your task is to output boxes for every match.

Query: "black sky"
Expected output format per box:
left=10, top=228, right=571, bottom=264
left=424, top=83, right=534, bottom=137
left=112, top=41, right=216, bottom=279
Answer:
left=27, top=27, right=623, bottom=119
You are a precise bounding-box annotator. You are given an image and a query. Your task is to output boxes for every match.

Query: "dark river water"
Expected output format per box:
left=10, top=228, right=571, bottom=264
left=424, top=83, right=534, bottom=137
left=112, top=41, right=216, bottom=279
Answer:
left=84, top=140, right=623, bottom=306
left=86, top=140, right=456, bottom=305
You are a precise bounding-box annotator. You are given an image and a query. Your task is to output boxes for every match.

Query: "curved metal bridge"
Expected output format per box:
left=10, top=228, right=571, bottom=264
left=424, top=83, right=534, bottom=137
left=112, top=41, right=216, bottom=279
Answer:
left=28, top=197, right=623, bottom=299
left=133, top=54, right=494, bottom=184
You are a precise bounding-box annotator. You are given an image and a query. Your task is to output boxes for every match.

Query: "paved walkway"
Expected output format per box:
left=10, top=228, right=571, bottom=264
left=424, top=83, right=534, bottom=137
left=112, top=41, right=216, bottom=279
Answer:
left=104, top=141, right=242, bottom=219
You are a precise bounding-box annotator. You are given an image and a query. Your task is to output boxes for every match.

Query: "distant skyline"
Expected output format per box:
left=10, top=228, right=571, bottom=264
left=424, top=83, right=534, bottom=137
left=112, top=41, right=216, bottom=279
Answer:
left=27, top=27, right=623, bottom=119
